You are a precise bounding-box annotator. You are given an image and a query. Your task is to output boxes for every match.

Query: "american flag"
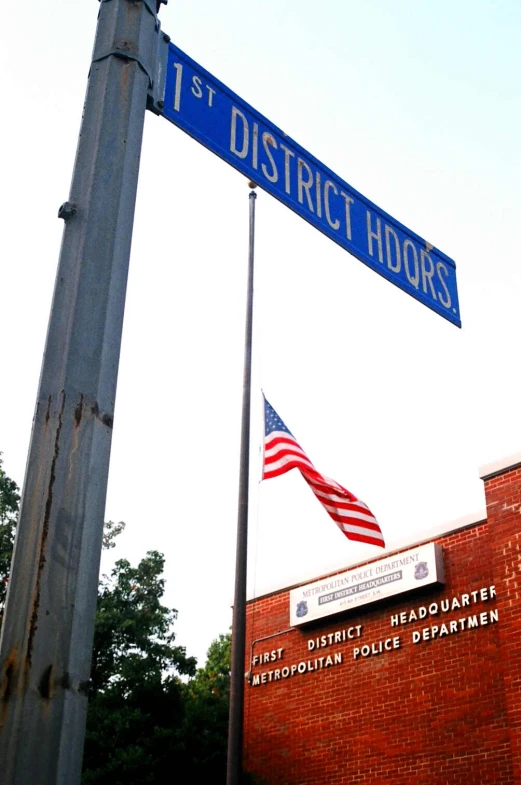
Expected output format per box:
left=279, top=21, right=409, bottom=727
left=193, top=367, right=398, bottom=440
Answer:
left=263, top=396, right=385, bottom=548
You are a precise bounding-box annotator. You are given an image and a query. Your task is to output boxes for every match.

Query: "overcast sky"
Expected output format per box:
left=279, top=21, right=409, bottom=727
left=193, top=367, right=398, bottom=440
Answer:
left=1, top=0, right=520, bottom=665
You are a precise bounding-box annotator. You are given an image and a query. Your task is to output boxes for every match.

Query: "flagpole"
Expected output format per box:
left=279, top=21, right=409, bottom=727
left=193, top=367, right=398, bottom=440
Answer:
left=227, top=184, right=257, bottom=785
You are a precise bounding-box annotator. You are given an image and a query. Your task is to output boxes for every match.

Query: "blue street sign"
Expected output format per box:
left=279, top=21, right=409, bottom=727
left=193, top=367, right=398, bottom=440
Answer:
left=161, top=43, right=460, bottom=327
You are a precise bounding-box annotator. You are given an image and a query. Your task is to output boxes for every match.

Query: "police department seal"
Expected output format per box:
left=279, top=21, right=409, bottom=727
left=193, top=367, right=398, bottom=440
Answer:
left=414, top=562, right=429, bottom=580
left=296, top=601, right=308, bottom=618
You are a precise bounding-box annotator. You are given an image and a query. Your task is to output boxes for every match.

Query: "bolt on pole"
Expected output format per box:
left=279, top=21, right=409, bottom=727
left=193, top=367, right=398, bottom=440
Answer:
left=0, top=1, right=163, bottom=783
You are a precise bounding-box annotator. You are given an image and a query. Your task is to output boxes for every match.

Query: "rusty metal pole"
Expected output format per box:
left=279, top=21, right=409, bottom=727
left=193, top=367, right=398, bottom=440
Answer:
left=0, top=2, right=163, bottom=783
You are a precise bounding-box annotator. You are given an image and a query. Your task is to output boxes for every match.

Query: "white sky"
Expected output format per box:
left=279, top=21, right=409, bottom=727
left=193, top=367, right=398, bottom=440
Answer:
left=1, top=0, right=520, bottom=665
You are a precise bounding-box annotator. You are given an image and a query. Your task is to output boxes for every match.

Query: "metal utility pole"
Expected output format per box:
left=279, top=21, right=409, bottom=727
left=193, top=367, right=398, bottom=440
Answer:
left=0, top=1, right=165, bottom=783
left=227, top=187, right=257, bottom=785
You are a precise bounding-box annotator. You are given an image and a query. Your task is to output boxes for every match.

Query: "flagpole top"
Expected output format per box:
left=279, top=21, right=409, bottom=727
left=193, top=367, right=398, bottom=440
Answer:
left=248, top=180, right=257, bottom=189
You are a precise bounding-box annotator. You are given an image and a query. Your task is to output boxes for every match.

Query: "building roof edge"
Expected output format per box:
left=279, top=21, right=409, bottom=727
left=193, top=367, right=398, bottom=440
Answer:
left=479, top=451, right=521, bottom=481
left=246, top=508, right=487, bottom=603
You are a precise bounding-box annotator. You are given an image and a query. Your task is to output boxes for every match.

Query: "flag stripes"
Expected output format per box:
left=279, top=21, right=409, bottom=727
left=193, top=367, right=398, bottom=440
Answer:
left=263, top=397, right=385, bottom=548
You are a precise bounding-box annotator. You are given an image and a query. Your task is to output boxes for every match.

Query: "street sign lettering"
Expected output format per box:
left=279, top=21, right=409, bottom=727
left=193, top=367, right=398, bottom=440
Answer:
left=161, top=43, right=460, bottom=327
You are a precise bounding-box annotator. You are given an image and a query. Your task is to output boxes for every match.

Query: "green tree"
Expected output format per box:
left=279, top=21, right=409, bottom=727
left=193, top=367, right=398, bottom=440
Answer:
left=0, top=453, right=20, bottom=621
left=82, top=551, right=197, bottom=785
left=181, top=632, right=231, bottom=781
left=181, top=633, right=260, bottom=784
left=102, top=519, right=126, bottom=550
left=0, top=454, right=249, bottom=783
left=0, top=457, right=121, bottom=631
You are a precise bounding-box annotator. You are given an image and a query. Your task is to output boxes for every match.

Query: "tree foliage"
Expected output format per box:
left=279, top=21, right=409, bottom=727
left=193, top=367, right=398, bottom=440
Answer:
left=90, top=551, right=196, bottom=698
left=0, top=454, right=256, bottom=784
left=181, top=632, right=232, bottom=780
left=0, top=453, right=20, bottom=618
left=102, top=519, right=126, bottom=550
left=82, top=551, right=198, bottom=784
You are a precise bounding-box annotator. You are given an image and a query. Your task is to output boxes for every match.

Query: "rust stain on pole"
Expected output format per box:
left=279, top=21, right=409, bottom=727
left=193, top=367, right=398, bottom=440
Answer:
left=38, top=664, right=54, bottom=701
left=45, top=396, right=52, bottom=425
left=25, top=392, right=66, bottom=670
left=74, top=394, right=84, bottom=428
left=91, top=402, right=113, bottom=429
left=0, top=648, right=18, bottom=729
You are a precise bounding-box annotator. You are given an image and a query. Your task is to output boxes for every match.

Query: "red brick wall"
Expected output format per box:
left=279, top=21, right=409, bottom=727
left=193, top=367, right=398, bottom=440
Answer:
left=243, top=463, right=521, bottom=785
left=485, top=465, right=521, bottom=784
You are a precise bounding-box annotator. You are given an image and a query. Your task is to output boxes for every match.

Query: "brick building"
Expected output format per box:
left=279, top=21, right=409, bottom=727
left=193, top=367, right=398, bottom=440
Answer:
left=243, top=453, right=521, bottom=785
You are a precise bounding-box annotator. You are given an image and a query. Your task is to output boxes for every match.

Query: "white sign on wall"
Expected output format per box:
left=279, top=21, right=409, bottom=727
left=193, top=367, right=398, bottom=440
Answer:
left=290, top=542, right=444, bottom=627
